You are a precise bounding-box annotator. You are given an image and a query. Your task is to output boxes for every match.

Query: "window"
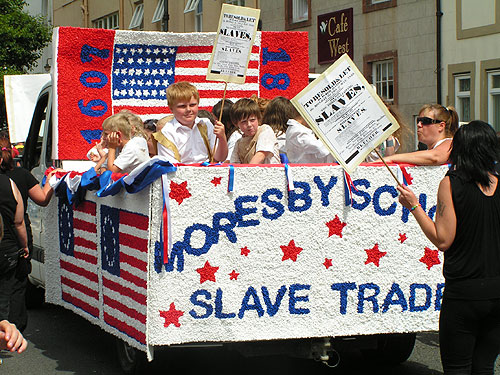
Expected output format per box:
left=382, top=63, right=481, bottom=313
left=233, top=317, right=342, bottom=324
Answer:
left=364, top=50, right=398, bottom=104
left=372, top=60, right=394, bottom=103
left=488, top=70, right=500, bottom=131
left=226, top=0, right=245, bottom=5
left=152, top=0, right=164, bottom=23
left=285, top=0, right=311, bottom=30
left=195, top=0, right=203, bottom=32
left=363, top=0, right=397, bottom=13
left=454, top=74, right=471, bottom=122
left=93, top=12, right=119, bottom=30
left=129, top=3, right=144, bottom=29
left=184, top=0, right=200, bottom=13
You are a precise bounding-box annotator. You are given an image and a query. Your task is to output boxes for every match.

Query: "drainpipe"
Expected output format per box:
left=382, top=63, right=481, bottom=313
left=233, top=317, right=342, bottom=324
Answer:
left=119, top=0, right=124, bottom=30
left=82, top=0, right=89, bottom=28
left=436, top=0, right=443, bottom=104
left=162, top=0, right=169, bottom=31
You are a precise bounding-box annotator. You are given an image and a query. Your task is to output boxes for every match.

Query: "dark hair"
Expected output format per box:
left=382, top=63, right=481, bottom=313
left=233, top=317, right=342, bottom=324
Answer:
left=143, top=119, right=157, bottom=132
left=262, top=96, right=300, bottom=137
left=212, top=99, right=235, bottom=139
left=230, top=98, right=262, bottom=125
left=449, top=120, right=500, bottom=187
left=197, top=110, right=217, bottom=125
left=0, top=137, right=14, bottom=172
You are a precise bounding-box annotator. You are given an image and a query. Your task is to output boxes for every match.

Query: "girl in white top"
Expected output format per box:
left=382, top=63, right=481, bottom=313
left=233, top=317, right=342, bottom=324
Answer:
left=285, top=117, right=334, bottom=163
left=95, top=110, right=150, bottom=174
left=382, top=104, right=459, bottom=165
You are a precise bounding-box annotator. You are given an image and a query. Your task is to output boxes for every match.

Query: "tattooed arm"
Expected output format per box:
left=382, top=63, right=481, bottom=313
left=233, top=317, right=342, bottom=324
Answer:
left=397, top=176, right=456, bottom=251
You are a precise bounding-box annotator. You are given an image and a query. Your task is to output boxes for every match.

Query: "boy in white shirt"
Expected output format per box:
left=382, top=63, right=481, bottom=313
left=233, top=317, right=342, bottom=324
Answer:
left=155, top=81, right=227, bottom=163
left=229, top=98, right=280, bottom=164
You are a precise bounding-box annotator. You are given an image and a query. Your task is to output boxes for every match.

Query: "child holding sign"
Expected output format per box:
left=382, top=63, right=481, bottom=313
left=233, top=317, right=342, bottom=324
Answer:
left=229, top=98, right=279, bottom=164
left=156, top=81, right=227, bottom=164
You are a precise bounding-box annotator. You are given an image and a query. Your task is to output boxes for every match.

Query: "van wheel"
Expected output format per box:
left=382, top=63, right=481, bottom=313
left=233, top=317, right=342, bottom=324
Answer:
left=362, top=333, right=416, bottom=364
left=115, top=338, right=145, bottom=374
left=25, top=279, right=45, bottom=309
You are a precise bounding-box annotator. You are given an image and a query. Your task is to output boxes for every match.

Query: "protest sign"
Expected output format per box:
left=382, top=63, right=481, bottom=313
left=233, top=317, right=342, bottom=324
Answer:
left=291, top=54, right=399, bottom=174
left=206, top=4, right=260, bottom=84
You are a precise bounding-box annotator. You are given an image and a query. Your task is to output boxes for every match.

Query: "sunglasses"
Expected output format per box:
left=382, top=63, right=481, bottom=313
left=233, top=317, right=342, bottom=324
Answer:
left=417, top=116, right=442, bottom=125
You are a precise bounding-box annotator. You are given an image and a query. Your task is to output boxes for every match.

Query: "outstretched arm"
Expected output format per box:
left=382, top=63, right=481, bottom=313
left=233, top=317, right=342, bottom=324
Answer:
left=383, top=139, right=452, bottom=166
left=397, top=176, right=456, bottom=250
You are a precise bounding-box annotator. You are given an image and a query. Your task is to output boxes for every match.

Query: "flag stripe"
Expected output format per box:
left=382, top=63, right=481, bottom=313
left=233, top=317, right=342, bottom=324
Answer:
left=175, top=59, right=259, bottom=69
left=121, top=252, right=147, bottom=272
left=73, top=250, right=98, bottom=265
left=74, top=236, right=98, bottom=251
left=103, top=295, right=146, bottom=324
left=103, top=277, right=146, bottom=305
left=120, top=210, right=149, bottom=230
left=61, top=276, right=98, bottom=300
left=75, top=201, right=97, bottom=215
left=104, top=312, right=146, bottom=344
left=62, top=292, right=99, bottom=318
left=176, top=75, right=259, bottom=83
left=119, top=233, right=148, bottom=252
left=61, top=259, right=98, bottom=283
left=120, top=269, right=147, bottom=289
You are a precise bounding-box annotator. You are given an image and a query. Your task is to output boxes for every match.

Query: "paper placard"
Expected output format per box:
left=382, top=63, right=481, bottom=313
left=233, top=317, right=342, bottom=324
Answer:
left=291, top=54, right=399, bottom=173
left=206, top=4, right=260, bottom=83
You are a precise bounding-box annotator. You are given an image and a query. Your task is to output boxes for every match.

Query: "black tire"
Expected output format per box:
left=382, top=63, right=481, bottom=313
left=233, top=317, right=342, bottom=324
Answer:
left=363, top=333, right=416, bottom=365
left=115, top=338, right=146, bottom=374
left=25, top=279, right=45, bottom=309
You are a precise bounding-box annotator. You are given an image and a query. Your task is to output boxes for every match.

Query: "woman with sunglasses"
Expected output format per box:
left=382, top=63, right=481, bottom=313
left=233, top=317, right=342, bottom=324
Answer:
left=398, top=120, right=500, bottom=374
left=382, top=104, right=459, bottom=165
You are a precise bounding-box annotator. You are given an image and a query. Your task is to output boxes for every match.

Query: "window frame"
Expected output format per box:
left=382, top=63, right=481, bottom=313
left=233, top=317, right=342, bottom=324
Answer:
left=152, top=0, right=164, bottom=23
left=184, top=0, right=200, bottom=14
left=195, top=0, right=203, bottom=32
left=454, top=74, right=472, bottom=123
left=363, top=50, right=399, bottom=105
left=363, top=0, right=397, bottom=13
left=93, top=12, right=119, bottom=30
left=225, top=0, right=246, bottom=5
left=487, top=70, right=500, bottom=131
left=285, top=0, right=311, bottom=30
left=372, top=60, right=395, bottom=103
left=129, top=3, right=144, bottom=29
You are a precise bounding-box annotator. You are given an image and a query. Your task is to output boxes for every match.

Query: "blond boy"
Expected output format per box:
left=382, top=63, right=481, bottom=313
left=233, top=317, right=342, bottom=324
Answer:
left=155, top=82, right=228, bottom=163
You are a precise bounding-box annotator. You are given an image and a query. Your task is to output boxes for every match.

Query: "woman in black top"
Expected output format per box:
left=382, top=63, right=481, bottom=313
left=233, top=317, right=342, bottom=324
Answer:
left=398, top=120, right=500, bottom=374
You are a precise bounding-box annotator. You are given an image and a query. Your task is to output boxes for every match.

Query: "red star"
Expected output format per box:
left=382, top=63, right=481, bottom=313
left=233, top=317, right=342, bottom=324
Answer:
left=211, top=176, right=222, bottom=186
left=169, top=180, right=191, bottom=204
left=365, top=243, right=387, bottom=267
left=326, top=215, right=347, bottom=238
left=280, top=240, right=303, bottom=262
left=240, top=246, right=250, bottom=256
left=229, top=270, right=239, bottom=280
left=420, top=247, right=441, bottom=270
left=196, top=261, right=219, bottom=284
left=399, top=233, right=407, bottom=243
left=323, top=258, right=333, bottom=269
left=159, top=302, right=184, bottom=328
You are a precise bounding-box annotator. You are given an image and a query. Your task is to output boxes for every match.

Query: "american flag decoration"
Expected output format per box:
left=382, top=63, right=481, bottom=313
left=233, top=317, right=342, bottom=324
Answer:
left=54, top=27, right=309, bottom=159
left=57, top=197, right=149, bottom=347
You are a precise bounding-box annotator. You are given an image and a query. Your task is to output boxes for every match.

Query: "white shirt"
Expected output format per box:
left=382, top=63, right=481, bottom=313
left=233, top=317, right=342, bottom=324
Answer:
left=114, top=137, right=150, bottom=173
left=226, top=131, right=242, bottom=161
left=157, top=117, right=215, bottom=164
left=285, top=119, right=334, bottom=163
left=230, top=124, right=280, bottom=164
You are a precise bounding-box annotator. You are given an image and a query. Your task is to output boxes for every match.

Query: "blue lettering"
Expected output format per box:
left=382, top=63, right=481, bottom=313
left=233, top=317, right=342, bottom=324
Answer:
left=331, top=282, right=357, bottom=315
left=238, top=286, right=264, bottom=319
left=183, top=224, right=216, bottom=256
left=80, top=70, right=108, bottom=89
left=262, top=47, right=291, bottom=65
left=351, top=179, right=371, bottom=210
left=288, top=182, right=312, bottom=212
left=261, top=285, right=286, bottom=316
left=80, top=44, right=110, bottom=63
left=189, top=289, right=213, bottom=319
left=78, top=99, right=108, bottom=117
left=435, top=283, right=445, bottom=311
left=313, top=176, right=338, bottom=207
left=215, top=288, right=236, bottom=319
left=165, top=242, right=184, bottom=272
left=382, top=283, right=408, bottom=312
left=409, top=283, right=432, bottom=312
left=261, top=188, right=285, bottom=220
left=402, top=193, right=435, bottom=223
left=373, top=185, right=398, bottom=216
left=235, top=195, right=260, bottom=227
left=261, top=73, right=290, bottom=90
left=289, top=284, right=310, bottom=314
left=212, top=212, right=238, bottom=243
left=357, top=283, right=380, bottom=313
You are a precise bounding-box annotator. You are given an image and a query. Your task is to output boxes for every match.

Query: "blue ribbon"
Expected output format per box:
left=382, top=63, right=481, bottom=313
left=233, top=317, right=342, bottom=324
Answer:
left=227, top=165, right=234, bottom=192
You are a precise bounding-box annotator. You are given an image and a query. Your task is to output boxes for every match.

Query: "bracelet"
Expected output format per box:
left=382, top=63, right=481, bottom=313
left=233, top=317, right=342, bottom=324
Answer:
left=410, top=203, right=421, bottom=212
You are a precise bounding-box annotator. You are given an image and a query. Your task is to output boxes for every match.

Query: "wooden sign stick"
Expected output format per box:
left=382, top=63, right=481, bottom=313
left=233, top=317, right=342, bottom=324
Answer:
left=212, top=81, right=228, bottom=160
left=374, top=148, right=402, bottom=187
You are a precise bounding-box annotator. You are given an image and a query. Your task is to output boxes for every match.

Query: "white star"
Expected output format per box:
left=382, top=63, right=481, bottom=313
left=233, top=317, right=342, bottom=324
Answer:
left=164, top=58, right=170, bottom=64
left=153, top=48, right=160, bottom=54
left=123, top=48, right=128, bottom=54
left=114, top=69, right=120, bottom=75
left=143, top=68, right=150, bottom=75
left=121, top=68, right=128, bottom=75
left=146, top=58, right=152, bottom=64
left=114, top=89, right=120, bottom=96
left=137, top=48, right=143, bottom=54
left=162, top=48, right=168, bottom=54
left=128, top=88, right=134, bottom=96
left=159, top=90, right=166, bottom=96
left=117, top=57, right=124, bottom=64
left=155, top=58, right=161, bottom=64
left=169, top=48, right=175, bottom=54
left=154, top=79, right=160, bottom=86
left=137, top=58, right=144, bottom=64
left=146, top=48, right=151, bottom=54
left=130, top=48, right=136, bottom=55
left=159, top=69, right=165, bottom=76
left=122, top=79, right=128, bottom=85
left=130, top=79, right=136, bottom=85
left=167, top=68, right=173, bottom=75
left=151, top=89, right=157, bottom=96
left=162, top=79, right=169, bottom=86
left=121, top=89, right=127, bottom=96
left=128, top=58, right=134, bottom=64
left=135, top=89, right=142, bottom=97
left=116, top=47, right=121, bottom=54
left=135, top=69, right=142, bottom=75
left=128, top=68, right=135, bottom=75
left=145, top=80, right=152, bottom=86
left=143, top=90, right=150, bottom=97
left=137, top=80, right=144, bottom=86
left=151, top=69, right=158, bottom=75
